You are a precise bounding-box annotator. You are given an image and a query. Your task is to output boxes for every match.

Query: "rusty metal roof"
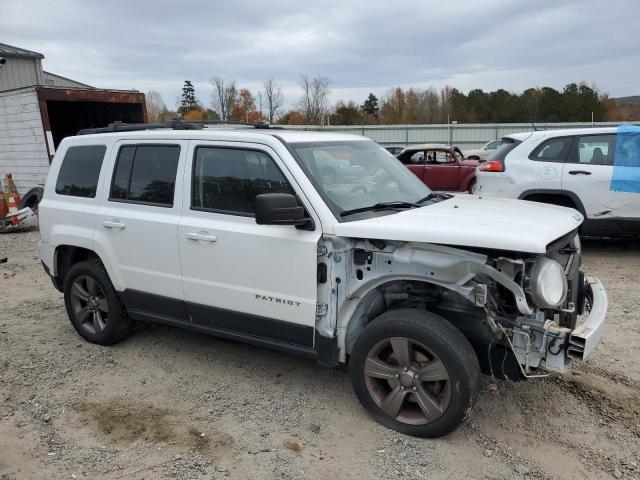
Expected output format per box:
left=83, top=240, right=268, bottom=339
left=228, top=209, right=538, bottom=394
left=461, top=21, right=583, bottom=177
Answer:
left=0, top=42, right=44, bottom=59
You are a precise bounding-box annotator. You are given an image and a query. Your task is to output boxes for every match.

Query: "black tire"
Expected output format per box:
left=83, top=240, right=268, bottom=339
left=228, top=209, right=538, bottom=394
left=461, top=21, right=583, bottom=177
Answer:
left=468, top=179, right=476, bottom=194
left=349, top=308, right=480, bottom=438
left=63, top=260, right=132, bottom=345
left=19, top=186, right=44, bottom=211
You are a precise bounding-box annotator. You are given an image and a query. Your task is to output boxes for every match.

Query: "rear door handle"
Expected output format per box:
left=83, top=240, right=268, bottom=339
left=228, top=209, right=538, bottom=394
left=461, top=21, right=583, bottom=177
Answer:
left=568, top=170, right=592, bottom=175
left=185, top=232, right=217, bottom=242
left=102, top=220, right=126, bottom=229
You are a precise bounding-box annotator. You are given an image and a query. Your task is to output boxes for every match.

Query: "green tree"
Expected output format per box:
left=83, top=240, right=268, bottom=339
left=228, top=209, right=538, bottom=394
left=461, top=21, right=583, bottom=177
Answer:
left=178, top=80, right=198, bottom=117
left=331, top=101, right=363, bottom=125
left=361, top=93, right=379, bottom=119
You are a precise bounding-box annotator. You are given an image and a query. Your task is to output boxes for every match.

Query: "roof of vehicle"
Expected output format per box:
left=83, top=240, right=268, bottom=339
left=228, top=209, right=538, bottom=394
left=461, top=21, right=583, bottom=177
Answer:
left=68, top=127, right=370, bottom=145
left=503, top=126, right=619, bottom=142
left=400, top=144, right=456, bottom=151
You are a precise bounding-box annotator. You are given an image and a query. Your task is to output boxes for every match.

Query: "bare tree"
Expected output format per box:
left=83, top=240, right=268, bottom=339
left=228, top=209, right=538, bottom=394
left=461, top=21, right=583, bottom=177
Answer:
left=262, top=78, right=283, bottom=123
left=145, top=90, right=166, bottom=123
left=297, top=75, right=331, bottom=124
left=211, top=77, right=238, bottom=121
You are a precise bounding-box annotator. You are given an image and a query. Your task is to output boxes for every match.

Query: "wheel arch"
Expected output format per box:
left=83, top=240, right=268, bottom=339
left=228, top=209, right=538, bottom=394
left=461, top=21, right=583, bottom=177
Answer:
left=53, top=245, right=118, bottom=292
left=342, top=277, right=488, bottom=357
left=460, top=171, right=476, bottom=191
left=518, top=189, right=587, bottom=217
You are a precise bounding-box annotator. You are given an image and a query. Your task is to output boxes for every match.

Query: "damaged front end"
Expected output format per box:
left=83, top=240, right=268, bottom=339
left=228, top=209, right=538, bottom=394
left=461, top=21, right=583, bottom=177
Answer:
left=320, top=230, right=607, bottom=379
left=490, top=233, right=607, bottom=376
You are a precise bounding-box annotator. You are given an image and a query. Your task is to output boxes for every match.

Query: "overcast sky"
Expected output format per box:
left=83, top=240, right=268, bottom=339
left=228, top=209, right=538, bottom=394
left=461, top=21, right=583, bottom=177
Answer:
left=2, top=0, right=638, bottom=111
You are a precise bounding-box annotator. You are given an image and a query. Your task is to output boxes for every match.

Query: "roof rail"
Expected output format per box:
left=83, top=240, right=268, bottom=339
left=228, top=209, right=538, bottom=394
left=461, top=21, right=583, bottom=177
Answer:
left=77, top=120, right=282, bottom=135
left=77, top=120, right=203, bottom=135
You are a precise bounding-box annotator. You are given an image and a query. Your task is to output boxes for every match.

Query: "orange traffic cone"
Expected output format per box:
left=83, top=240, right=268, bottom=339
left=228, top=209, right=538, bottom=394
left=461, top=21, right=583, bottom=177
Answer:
left=0, top=181, right=7, bottom=218
left=7, top=193, right=19, bottom=225
left=5, top=173, right=20, bottom=205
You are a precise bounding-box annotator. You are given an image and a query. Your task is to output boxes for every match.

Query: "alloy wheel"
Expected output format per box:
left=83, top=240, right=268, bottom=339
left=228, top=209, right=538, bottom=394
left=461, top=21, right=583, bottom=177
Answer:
left=69, top=275, right=109, bottom=334
left=363, top=336, right=451, bottom=425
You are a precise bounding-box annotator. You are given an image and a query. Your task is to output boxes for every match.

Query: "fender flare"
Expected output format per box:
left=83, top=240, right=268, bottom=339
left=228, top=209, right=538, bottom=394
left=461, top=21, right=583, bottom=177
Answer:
left=518, top=189, right=587, bottom=217
left=460, top=171, right=476, bottom=191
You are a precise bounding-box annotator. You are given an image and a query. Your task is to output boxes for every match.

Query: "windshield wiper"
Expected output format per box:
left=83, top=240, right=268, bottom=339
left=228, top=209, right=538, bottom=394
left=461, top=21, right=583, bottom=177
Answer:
left=417, top=192, right=453, bottom=203
left=340, top=201, right=421, bottom=217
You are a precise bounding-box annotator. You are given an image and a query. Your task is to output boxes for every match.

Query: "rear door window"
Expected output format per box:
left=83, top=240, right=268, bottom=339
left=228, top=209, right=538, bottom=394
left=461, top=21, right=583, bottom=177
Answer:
left=110, top=145, right=180, bottom=206
left=569, top=134, right=615, bottom=166
left=55, top=145, right=106, bottom=198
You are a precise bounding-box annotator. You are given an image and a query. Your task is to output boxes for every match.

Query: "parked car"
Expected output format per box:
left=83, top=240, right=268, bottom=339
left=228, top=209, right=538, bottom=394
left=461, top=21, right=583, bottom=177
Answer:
left=475, top=127, right=640, bottom=236
left=314, top=149, right=366, bottom=184
left=396, top=144, right=479, bottom=192
left=384, top=145, right=405, bottom=156
left=38, top=123, right=606, bottom=438
left=463, top=139, right=503, bottom=161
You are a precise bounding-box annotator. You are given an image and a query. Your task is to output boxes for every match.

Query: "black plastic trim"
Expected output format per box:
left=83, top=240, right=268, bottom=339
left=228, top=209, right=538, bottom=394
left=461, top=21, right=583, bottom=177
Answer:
left=188, top=302, right=314, bottom=347
left=315, top=331, right=340, bottom=367
left=518, top=189, right=587, bottom=217
left=118, top=289, right=315, bottom=351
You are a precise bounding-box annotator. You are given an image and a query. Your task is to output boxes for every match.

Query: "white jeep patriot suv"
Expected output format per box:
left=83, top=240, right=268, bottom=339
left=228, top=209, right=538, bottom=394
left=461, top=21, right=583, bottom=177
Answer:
left=38, top=122, right=607, bottom=438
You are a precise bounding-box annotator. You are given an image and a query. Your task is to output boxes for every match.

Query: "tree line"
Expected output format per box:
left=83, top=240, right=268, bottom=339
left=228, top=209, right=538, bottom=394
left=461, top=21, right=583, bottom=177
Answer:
left=145, top=77, right=617, bottom=126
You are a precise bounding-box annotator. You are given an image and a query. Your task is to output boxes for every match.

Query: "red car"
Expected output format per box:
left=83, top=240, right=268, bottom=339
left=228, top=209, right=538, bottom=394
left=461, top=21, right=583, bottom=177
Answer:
left=396, top=144, right=479, bottom=192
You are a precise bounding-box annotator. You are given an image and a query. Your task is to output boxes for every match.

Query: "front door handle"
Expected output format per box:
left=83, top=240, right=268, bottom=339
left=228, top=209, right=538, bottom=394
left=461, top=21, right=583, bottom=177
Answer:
left=568, top=170, right=592, bottom=175
left=185, top=232, right=217, bottom=242
left=102, top=220, right=126, bottom=229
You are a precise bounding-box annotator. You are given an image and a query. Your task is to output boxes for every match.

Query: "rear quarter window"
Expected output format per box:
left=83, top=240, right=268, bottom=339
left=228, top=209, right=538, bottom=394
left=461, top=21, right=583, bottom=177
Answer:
left=528, top=136, right=574, bottom=163
left=487, top=138, right=521, bottom=162
left=55, top=145, right=106, bottom=198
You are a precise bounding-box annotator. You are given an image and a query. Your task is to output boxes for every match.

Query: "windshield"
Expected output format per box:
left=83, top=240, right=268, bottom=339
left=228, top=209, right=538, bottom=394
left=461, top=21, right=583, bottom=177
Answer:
left=289, top=140, right=432, bottom=220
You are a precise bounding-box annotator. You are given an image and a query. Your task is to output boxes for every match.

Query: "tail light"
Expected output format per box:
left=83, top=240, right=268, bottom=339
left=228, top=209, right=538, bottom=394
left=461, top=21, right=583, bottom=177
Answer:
left=479, top=160, right=505, bottom=172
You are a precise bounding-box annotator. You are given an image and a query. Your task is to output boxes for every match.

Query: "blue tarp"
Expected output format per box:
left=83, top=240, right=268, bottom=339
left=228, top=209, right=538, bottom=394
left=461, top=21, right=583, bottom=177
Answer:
left=610, top=124, right=640, bottom=193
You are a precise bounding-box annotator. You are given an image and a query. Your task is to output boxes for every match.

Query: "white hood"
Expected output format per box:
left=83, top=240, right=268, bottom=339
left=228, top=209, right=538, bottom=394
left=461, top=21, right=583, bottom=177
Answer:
left=333, top=195, right=583, bottom=253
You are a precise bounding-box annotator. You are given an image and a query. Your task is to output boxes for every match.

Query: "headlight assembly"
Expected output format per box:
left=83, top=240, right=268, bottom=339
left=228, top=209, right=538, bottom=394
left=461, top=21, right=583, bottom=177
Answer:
left=528, top=258, right=568, bottom=309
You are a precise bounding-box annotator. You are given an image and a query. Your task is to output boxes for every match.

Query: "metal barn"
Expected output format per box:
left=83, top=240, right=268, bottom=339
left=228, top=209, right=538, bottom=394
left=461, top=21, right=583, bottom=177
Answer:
left=0, top=43, right=147, bottom=194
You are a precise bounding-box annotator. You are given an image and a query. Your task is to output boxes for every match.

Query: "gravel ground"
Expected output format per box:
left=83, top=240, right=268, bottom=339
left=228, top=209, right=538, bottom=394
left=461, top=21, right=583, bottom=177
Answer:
left=0, top=229, right=638, bottom=480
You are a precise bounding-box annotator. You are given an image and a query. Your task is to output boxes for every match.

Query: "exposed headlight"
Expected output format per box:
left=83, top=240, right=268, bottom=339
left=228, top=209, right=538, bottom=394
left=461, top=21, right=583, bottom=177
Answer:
left=529, top=258, right=567, bottom=309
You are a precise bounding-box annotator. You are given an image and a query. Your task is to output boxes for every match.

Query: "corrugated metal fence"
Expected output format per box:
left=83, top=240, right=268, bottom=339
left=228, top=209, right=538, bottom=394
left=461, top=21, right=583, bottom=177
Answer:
left=282, top=122, right=640, bottom=149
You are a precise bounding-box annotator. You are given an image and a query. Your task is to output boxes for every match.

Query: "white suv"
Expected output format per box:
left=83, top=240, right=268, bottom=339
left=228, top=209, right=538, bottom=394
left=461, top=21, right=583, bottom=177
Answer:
left=475, top=126, right=640, bottom=236
left=38, top=122, right=607, bottom=438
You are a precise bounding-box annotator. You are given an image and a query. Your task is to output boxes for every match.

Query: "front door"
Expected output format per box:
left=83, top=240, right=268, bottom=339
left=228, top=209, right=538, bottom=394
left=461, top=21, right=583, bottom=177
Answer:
left=423, top=150, right=460, bottom=190
left=178, top=141, right=321, bottom=348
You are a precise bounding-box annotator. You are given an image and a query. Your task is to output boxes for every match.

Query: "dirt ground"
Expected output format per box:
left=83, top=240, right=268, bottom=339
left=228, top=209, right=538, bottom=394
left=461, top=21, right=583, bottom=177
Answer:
left=0, top=229, right=638, bottom=480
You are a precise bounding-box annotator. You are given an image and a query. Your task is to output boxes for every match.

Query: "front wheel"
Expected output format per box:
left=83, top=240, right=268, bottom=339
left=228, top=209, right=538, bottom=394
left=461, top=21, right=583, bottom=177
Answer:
left=349, top=309, right=480, bottom=437
left=468, top=178, right=476, bottom=194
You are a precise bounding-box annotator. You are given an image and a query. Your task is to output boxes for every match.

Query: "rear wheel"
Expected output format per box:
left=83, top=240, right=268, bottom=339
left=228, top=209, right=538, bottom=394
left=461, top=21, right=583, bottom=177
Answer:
left=349, top=309, right=480, bottom=437
left=63, top=260, right=132, bottom=345
left=468, top=178, right=476, bottom=194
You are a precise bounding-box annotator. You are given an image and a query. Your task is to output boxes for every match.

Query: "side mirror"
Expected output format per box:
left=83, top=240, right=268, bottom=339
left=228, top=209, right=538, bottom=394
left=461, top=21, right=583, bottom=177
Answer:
left=255, top=193, right=313, bottom=229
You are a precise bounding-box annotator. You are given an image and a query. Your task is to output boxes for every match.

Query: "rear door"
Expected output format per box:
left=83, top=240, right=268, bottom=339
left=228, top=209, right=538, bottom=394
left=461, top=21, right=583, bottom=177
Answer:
left=561, top=133, right=635, bottom=219
left=94, top=141, right=188, bottom=320
left=177, top=141, right=321, bottom=348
